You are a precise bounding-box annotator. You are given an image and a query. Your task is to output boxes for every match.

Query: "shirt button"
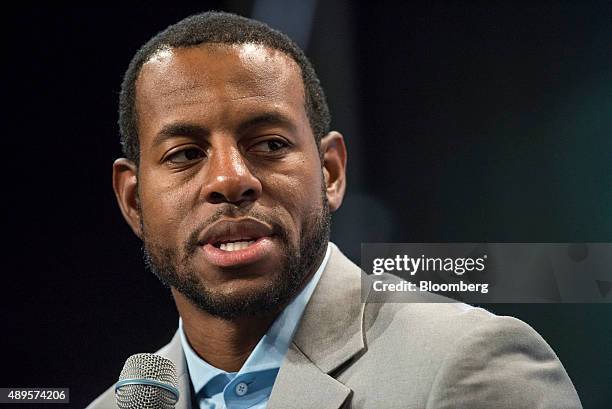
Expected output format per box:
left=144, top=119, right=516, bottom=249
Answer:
left=235, top=382, right=248, bottom=396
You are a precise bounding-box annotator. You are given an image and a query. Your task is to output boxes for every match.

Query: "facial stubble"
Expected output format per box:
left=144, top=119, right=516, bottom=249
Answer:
left=140, top=187, right=331, bottom=320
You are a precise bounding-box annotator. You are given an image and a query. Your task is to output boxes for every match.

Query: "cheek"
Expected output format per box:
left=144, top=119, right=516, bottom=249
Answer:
left=261, top=162, right=324, bottom=228
left=139, top=174, right=194, bottom=239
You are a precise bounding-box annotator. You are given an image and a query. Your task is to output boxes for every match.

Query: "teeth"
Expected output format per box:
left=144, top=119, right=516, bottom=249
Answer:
left=219, top=240, right=256, bottom=252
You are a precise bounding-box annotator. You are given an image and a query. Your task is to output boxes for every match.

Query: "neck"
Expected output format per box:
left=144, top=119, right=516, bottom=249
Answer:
left=172, top=289, right=280, bottom=372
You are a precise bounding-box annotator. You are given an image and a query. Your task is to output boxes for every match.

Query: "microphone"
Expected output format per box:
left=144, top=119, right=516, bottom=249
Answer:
left=115, top=353, right=180, bottom=409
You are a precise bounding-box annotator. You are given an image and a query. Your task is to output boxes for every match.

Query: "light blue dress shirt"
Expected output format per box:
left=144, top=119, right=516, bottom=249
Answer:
left=179, top=243, right=331, bottom=409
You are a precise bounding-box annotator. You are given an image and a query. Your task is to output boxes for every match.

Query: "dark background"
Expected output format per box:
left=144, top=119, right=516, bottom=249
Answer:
left=4, top=2, right=611, bottom=408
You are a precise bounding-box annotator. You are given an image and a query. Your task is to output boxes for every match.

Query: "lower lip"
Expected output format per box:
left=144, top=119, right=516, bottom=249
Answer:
left=200, top=237, right=275, bottom=268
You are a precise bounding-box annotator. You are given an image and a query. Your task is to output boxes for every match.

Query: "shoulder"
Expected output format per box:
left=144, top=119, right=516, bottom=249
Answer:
left=364, top=272, right=496, bottom=341
left=327, top=248, right=541, bottom=348
left=326, top=246, right=581, bottom=407
left=326, top=245, right=499, bottom=344
left=361, top=290, right=542, bottom=367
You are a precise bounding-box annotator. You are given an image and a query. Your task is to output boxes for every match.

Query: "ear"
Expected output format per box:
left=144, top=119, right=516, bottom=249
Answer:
left=112, top=158, right=143, bottom=239
left=320, top=131, right=347, bottom=212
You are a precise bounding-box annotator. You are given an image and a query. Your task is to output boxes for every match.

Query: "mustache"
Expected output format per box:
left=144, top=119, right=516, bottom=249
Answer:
left=183, top=205, right=287, bottom=255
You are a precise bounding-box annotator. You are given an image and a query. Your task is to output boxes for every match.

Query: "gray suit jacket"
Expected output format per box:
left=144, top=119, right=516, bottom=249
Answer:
left=88, top=243, right=582, bottom=408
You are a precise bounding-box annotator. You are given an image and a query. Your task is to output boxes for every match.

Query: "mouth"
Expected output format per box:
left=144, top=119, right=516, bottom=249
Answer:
left=212, top=238, right=258, bottom=252
left=198, top=218, right=277, bottom=268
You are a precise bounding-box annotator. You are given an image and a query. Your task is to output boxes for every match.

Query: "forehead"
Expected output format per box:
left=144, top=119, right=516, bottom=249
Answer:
left=135, top=43, right=306, bottom=138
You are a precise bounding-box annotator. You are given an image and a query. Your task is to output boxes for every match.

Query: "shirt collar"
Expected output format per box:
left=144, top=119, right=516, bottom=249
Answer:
left=179, top=242, right=332, bottom=396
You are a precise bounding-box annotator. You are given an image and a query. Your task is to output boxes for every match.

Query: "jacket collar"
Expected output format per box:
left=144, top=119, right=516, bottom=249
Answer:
left=267, top=243, right=366, bottom=409
left=291, top=243, right=366, bottom=373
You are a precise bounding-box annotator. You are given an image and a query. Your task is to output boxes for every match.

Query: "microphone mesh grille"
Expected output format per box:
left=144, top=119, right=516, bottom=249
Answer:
left=116, top=353, right=179, bottom=409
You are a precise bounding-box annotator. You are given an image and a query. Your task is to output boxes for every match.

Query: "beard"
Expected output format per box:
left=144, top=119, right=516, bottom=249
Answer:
left=141, top=191, right=330, bottom=320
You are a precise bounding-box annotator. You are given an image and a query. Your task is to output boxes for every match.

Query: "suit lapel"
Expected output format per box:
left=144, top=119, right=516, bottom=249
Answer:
left=267, top=343, right=352, bottom=409
left=268, top=243, right=367, bottom=409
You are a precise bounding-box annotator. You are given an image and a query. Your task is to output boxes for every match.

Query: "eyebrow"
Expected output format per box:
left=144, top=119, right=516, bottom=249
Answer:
left=152, top=123, right=209, bottom=148
left=236, top=112, right=297, bottom=135
left=152, top=112, right=297, bottom=148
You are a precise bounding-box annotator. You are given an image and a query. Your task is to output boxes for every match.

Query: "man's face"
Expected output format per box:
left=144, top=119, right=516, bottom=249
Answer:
left=116, top=43, right=345, bottom=319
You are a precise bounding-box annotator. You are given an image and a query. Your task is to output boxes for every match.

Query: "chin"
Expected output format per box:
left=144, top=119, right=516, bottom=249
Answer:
left=195, top=262, right=279, bottom=283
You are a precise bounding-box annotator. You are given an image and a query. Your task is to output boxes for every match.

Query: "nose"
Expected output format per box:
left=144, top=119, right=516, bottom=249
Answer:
left=202, top=145, right=262, bottom=205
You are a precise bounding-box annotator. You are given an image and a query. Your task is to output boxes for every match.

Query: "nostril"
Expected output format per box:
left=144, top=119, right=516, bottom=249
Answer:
left=206, top=189, right=257, bottom=204
left=209, top=192, right=225, bottom=202
left=243, top=188, right=256, bottom=199
left=204, top=177, right=261, bottom=204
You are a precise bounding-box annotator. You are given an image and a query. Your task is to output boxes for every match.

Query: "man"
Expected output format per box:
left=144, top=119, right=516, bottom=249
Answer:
left=88, top=11, right=582, bottom=409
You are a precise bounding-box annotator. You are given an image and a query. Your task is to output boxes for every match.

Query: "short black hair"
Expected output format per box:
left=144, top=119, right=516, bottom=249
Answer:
left=118, top=11, right=331, bottom=163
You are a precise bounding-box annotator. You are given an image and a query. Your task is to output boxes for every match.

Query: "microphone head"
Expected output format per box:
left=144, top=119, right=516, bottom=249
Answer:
left=115, top=353, right=179, bottom=409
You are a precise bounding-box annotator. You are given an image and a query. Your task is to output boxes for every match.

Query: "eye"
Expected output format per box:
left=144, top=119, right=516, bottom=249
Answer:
left=165, top=147, right=205, bottom=164
left=250, top=139, right=289, bottom=153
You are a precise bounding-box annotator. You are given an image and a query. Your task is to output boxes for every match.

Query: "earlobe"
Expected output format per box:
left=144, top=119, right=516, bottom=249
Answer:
left=112, top=158, right=143, bottom=239
left=320, top=131, right=347, bottom=212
